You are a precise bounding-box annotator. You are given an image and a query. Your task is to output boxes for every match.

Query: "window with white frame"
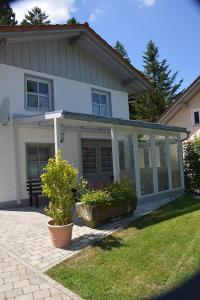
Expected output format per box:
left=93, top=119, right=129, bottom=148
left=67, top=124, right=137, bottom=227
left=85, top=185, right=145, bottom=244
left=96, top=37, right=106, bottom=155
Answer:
left=26, top=144, right=53, bottom=179
left=25, top=76, right=52, bottom=110
left=92, top=90, right=111, bottom=116
left=192, top=110, right=200, bottom=125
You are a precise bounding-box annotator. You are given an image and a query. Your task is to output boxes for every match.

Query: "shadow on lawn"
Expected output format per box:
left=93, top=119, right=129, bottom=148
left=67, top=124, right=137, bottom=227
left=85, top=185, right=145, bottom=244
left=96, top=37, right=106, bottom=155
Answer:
left=67, top=233, right=125, bottom=252
left=133, top=195, right=200, bottom=230
left=92, top=235, right=125, bottom=251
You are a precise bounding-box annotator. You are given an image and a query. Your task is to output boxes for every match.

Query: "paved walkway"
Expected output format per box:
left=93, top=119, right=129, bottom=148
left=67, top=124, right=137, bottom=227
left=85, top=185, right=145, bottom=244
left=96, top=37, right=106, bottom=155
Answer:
left=0, top=197, right=175, bottom=299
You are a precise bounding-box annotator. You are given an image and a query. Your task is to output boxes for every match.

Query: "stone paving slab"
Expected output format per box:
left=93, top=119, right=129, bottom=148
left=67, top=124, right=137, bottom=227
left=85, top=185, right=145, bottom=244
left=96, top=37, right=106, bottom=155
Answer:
left=0, top=247, right=82, bottom=300
left=0, top=197, right=174, bottom=272
left=0, top=196, right=176, bottom=299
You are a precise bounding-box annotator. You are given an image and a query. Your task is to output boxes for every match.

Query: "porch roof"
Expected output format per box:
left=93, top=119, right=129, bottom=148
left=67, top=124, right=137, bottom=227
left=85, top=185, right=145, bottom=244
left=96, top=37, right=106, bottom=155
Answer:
left=13, top=110, right=189, bottom=137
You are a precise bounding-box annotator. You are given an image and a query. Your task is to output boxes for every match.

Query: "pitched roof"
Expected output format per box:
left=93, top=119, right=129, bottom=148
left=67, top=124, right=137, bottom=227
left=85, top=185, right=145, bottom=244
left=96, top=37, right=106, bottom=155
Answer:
left=0, top=23, right=152, bottom=92
left=157, top=75, right=200, bottom=123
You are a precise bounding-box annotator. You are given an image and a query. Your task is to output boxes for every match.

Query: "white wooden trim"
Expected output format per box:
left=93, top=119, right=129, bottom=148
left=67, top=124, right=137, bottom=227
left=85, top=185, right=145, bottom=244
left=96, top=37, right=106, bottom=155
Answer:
left=111, top=128, right=120, bottom=181
left=151, top=135, right=158, bottom=194
left=53, top=117, right=62, bottom=155
left=178, top=137, right=185, bottom=189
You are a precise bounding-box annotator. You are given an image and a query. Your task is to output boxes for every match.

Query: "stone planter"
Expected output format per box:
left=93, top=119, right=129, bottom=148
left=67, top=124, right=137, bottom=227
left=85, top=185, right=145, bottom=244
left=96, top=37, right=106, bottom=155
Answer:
left=76, top=199, right=137, bottom=228
left=47, top=220, right=73, bottom=248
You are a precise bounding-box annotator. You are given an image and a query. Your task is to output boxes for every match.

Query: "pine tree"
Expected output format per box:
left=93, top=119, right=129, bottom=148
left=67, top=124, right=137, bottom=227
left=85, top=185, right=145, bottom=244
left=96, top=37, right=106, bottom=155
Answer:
left=67, top=17, right=79, bottom=24
left=0, top=0, right=17, bottom=25
left=114, top=41, right=131, bottom=63
left=21, top=7, right=50, bottom=25
left=131, top=40, right=183, bottom=122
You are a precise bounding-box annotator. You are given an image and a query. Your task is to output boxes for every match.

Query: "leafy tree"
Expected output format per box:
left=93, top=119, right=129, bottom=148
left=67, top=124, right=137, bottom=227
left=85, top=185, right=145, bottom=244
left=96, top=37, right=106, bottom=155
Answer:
left=0, top=0, right=17, bottom=25
left=114, top=41, right=131, bottom=63
left=21, top=6, right=50, bottom=25
left=67, top=17, right=79, bottom=24
left=184, top=137, right=200, bottom=193
left=131, top=40, right=183, bottom=122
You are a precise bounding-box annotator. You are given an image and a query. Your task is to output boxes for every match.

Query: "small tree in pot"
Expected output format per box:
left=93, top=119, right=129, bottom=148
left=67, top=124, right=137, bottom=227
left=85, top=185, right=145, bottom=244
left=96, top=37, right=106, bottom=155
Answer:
left=41, top=151, right=78, bottom=248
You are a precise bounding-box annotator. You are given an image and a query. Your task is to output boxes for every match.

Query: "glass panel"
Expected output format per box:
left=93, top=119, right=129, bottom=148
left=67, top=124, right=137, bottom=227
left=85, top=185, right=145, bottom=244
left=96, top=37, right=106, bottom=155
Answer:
left=39, top=96, right=49, bottom=109
left=27, top=146, right=51, bottom=179
left=92, top=93, right=100, bottom=104
left=112, top=134, right=136, bottom=195
left=118, top=140, right=125, bottom=171
left=101, top=105, right=108, bottom=116
left=27, top=80, right=38, bottom=93
left=155, top=136, right=169, bottom=191
left=82, top=147, right=97, bottom=173
left=100, top=94, right=107, bottom=105
left=27, top=147, right=38, bottom=161
left=138, top=134, right=153, bottom=195
left=100, top=147, right=113, bottom=172
left=39, top=147, right=50, bottom=161
left=118, top=134, right=135, bottom=187
left=39, top=82, right=49, bottom=96
left=39, top=162, right=48, bottom=175
left=27, top=94, right=38, bottom=108
left=92, top=104, right=100, bottom=115
left=28, top=162, right=39, bottom=179
left=169, top=136, right=181, bottom=188
left=194, top=111, right=199, bottom=124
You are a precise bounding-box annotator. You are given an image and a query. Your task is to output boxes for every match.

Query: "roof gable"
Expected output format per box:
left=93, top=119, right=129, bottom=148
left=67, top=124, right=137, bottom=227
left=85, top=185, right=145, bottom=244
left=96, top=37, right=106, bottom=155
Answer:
left=158, top=76, right=200, bottom=123
left=0, top=23, right=151, bottom=95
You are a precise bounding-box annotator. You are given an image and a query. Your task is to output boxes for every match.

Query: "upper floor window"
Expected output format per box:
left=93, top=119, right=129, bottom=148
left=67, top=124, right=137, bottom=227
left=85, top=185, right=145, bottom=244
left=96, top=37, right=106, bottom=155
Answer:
left=192, top=109, right=200, bottom=125
left=25, top=76, right=52, bottom=111
left=92, top=90, right=111, bottom=117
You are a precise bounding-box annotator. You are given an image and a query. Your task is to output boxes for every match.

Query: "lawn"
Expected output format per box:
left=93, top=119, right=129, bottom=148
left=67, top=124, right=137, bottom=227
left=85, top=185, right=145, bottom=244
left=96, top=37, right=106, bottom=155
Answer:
left=47, top=195, right=200, bottom=300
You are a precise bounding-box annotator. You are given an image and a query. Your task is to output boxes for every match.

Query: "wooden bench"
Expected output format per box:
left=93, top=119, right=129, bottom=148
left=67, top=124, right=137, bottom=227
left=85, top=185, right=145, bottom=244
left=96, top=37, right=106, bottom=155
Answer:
left=26, top=179, right=43, bottom=208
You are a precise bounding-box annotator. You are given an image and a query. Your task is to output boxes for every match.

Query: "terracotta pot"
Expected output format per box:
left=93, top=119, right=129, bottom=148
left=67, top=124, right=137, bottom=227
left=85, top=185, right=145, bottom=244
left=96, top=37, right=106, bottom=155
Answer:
left=47, top=220, right=73, bottom=248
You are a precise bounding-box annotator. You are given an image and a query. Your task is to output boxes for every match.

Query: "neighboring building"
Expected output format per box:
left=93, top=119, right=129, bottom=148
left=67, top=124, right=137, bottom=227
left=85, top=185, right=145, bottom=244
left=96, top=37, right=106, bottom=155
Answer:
left=158, top=76, right=200, bottom=139
left=0, top=24, right=187, bottom=207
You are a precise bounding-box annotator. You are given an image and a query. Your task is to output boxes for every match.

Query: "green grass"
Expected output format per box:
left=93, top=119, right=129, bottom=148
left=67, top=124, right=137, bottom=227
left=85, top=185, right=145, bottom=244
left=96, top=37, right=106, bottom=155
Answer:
left=47, top=195, right=200, bottom=300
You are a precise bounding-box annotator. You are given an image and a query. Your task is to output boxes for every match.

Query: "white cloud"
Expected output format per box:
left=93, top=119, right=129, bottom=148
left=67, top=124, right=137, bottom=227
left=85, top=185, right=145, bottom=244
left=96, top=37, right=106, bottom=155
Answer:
left=89, top=8, right=104, bottom=23
left=136, top=0, right=156, bottom=8
left=144, top=0, right=156, bottom=6
left=12, top=0, right=77, bottom=24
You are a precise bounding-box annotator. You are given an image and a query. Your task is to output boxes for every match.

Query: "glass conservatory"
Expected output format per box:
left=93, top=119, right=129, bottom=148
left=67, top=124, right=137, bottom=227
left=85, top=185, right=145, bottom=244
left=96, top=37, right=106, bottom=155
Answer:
left=14, top=110, right=188, bottom=202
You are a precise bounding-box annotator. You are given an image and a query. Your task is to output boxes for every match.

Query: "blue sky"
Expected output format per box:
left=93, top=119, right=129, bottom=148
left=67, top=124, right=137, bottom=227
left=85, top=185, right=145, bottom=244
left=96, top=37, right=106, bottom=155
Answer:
left=12, top=0, right=200, bottom=89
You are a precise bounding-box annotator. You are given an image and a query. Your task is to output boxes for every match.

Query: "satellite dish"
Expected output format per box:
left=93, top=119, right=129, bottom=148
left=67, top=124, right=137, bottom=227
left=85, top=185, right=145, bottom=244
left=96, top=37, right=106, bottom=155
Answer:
left=0, top=98, right=10, bottom=126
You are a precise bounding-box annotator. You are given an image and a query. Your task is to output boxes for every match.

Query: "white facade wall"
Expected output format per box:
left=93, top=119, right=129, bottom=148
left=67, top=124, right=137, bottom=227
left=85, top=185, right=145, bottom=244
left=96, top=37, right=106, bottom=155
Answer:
left=0, top=62, right=129, bottom=204
left=0, top=124, right=16, bottom=203
left=0, top=63, right=129, bottom=119
left=12, top=126, right=111, bottom=202
left=16, top=126, right=54, bottom=201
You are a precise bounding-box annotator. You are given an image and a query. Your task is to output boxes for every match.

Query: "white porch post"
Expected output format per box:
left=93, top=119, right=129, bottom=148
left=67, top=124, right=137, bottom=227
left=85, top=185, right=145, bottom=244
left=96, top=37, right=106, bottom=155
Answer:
left=151, top=135, right=158, bottom=194
left=166, top=136, right=173, bottom=191
left=53, top=117, right=62, bottom=155
left=132, top=132, right=141, bottom=199
left=12, top=121, right=21, bottom=205
left=111, top=128, right=120, bottom=181
left=178, top=137, right=185, bottom=189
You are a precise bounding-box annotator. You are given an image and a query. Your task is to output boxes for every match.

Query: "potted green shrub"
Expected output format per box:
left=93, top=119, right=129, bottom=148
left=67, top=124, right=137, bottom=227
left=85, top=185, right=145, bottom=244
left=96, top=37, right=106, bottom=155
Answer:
left=76, top=177, right=137, bottom=228
left=41, top=151, right=78, bottom=248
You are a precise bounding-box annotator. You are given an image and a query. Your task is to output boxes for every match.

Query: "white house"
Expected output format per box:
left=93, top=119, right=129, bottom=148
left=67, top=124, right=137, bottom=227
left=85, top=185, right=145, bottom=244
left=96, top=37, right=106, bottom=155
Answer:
left=0, top=24, right=187, bottom=207
left=158, top=76, right=200, bottom=140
